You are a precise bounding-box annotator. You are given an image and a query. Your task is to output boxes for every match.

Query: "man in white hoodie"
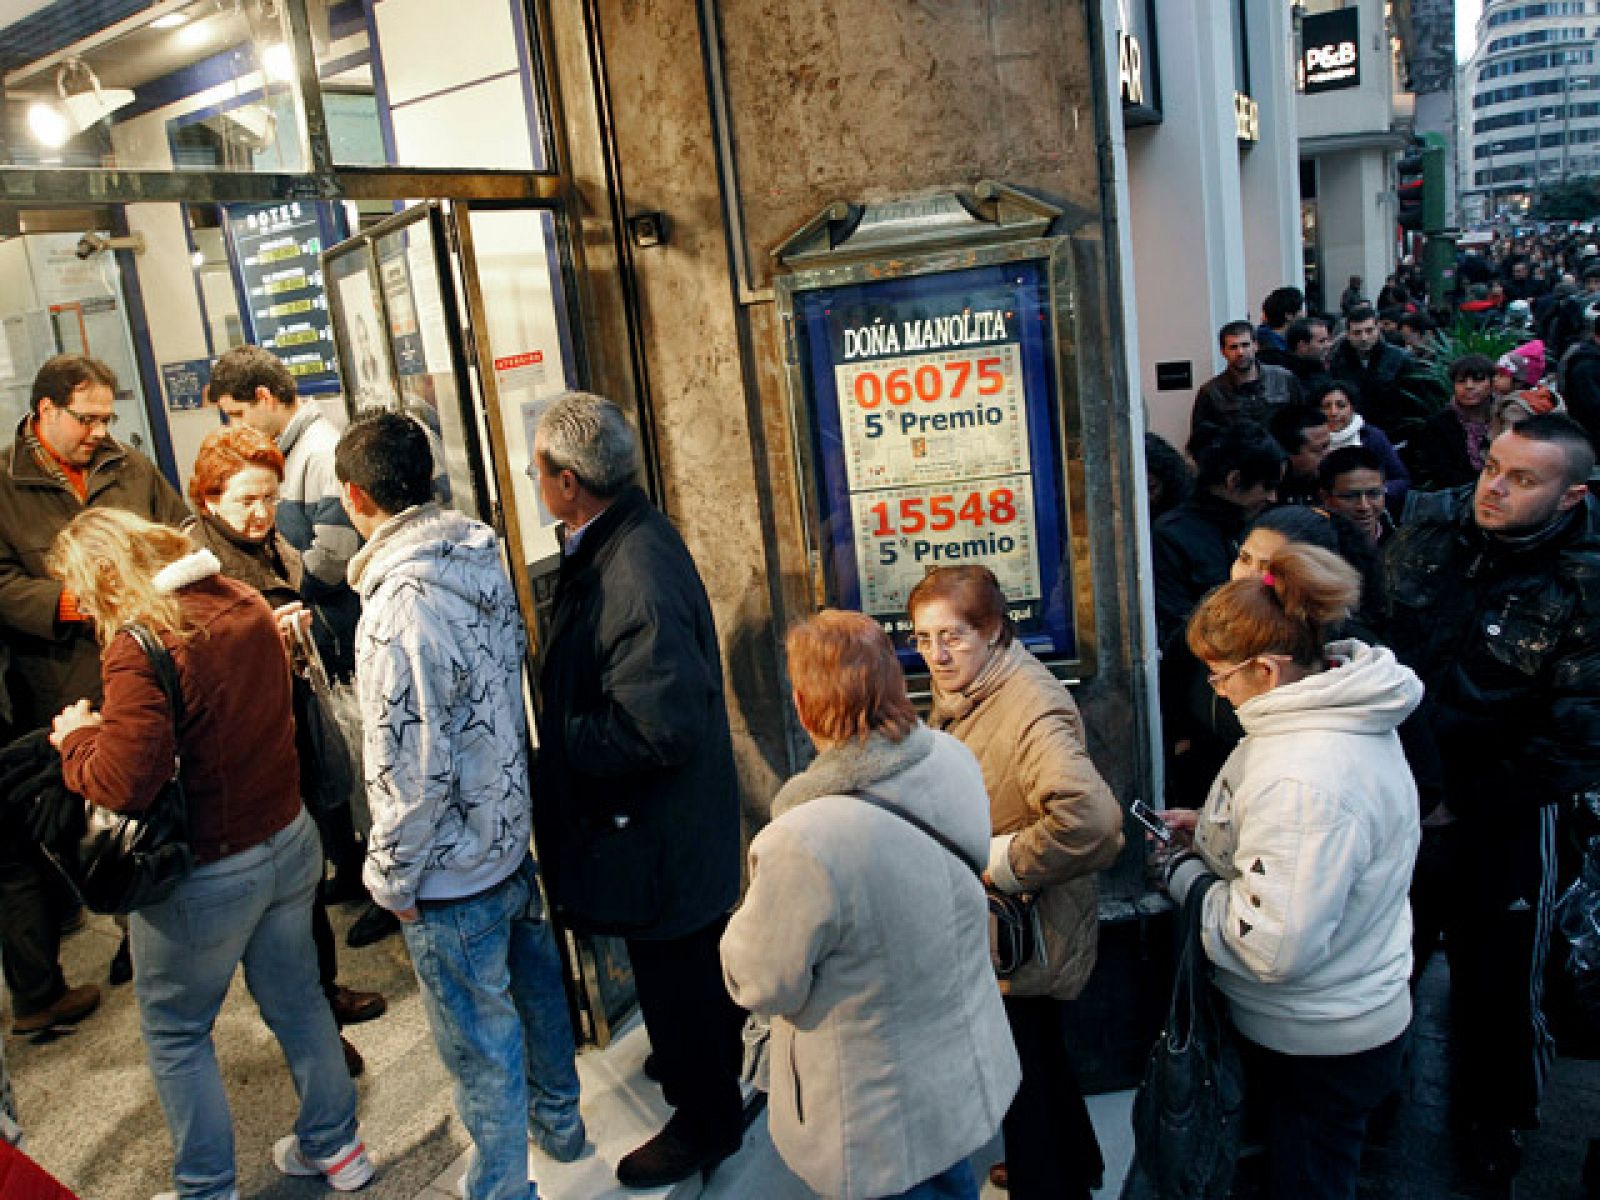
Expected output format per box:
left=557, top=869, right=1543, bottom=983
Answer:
left=335, top=411, right=582, bottom=1200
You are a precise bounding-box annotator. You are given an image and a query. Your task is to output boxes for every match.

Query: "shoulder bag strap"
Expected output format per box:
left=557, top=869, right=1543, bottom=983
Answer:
left=854, top=788, right=986, bottom=881
left=122, top=624, right=190, bottom=834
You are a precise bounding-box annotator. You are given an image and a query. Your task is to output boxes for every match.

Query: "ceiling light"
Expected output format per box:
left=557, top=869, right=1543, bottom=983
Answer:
left=178, top=21, right=212, bottom=46
left=27, top=102, right=69, bottom=148
left=191, top=250, right=206, bottom=268
left=261, top=43, right=294, bottom=83
left=150, top=12, right=190, bottom=29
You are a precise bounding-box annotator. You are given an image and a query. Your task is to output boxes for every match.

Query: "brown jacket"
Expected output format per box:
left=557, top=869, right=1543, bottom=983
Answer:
left=59, top=561, right=300, bottom=865
left=928, top=641, right=1123, bottom=999
left=0, top=420, right=188, bottom=729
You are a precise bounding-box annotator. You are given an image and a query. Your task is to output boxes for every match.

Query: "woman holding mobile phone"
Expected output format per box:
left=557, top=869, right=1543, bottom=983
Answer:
left=1163, top=543, right=1422, bottom=1200
left=908, top=566, right=1124, bottom=1200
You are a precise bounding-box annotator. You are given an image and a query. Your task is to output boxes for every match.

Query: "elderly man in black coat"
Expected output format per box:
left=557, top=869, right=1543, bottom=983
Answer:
left=530, top=391, right=745, bottom=1189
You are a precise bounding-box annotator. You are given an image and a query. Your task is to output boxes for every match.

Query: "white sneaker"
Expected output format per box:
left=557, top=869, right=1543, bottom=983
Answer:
left=272, top=1132, right=376, bottom=1191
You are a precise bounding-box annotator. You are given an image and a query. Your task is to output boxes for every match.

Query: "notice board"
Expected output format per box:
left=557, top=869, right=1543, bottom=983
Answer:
left=782, top=240, right=1092, bottom=675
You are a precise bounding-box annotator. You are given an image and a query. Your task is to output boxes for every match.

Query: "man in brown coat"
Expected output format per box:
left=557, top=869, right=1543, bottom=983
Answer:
left=0, top=355, right=188, bottom=1032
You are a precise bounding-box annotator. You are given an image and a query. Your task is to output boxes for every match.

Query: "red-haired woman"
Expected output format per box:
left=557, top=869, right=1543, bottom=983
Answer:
left=721, top=610, right=1018, bottom=1200
left=186, top=425, right=384, bottom=1070
left=1162, top=544, right=1422, bottom=1199
left=908, top=566, right=1124, bottom=1200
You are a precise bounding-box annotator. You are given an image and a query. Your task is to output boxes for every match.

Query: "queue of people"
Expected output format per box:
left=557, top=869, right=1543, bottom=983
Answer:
left=1152, top=278, right=1600, bottom=1197
left=0, top=315, right=1597, bottom=1200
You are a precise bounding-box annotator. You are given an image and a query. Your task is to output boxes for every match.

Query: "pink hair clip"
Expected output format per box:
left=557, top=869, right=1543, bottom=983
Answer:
left=1261, top=571, right=1277, bottom=587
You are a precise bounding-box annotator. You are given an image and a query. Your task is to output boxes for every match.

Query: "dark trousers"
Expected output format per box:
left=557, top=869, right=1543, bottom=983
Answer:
left=1417, top=811, right=1557, bottom=1131
left=1239, top=1031, right=1408, bottom=1200
left=1000, top=995, right=1102, bottom=1200
left=627, top=914, right=745, bottom=1141
left=0, top=848, right=68, bottom=1016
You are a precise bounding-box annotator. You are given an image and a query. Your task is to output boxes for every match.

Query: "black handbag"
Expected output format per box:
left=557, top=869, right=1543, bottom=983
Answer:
left=288, top=618, right=356, bottom=816
left=46, top=624, right=193, bottom=915
left=1127, top=877, right=1244, bottom=1200
left=987, top=888, right=1044, bottom=979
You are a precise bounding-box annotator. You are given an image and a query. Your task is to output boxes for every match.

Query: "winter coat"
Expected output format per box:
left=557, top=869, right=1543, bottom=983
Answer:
left=1558, top=336, right=1600, bottom=453
left=1385, top=487, right=1600, bottom=907
left=184, top=513, right=302, bottom=609
left=534, top=486, right=740, bottom=940
left=1404, top=406, right=1487, bottom=493
left=1190, top=366, right=1302, bottom=439
left=348, top=504, right=533, bottom=911
left=275, top=404, right=361, bottom=677
left=0, top=419, right=188, bottom=730
left=721, top=725, right=1020, bottom=1200
left=1168, top=640, right=1423, bottom=1057
left=1329, top=340, right=1439, bottom=447
left=1150, top=491, right=1250, bottom=654
left=927, top=641, right=1124, bottom=999
left=57, top=552, right=301, bottom=866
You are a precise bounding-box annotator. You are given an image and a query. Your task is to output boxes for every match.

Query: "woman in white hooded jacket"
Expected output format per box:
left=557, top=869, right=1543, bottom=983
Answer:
left=1163, top=542, right=1423, bottom=1200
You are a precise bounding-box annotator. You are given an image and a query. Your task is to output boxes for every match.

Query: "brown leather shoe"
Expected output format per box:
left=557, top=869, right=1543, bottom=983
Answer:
left=13, top=983, right=101, bottom=1034
left=329, top=985, right=387, bottom=1026
left=989, top=1161, right=1009, bottom=1190
left=340, top=1035, right=365, bottom=1077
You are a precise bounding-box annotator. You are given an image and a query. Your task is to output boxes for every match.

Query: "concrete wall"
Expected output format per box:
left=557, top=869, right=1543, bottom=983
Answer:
left=1123, top=0, right=1301, bottom=452
left=1317, top=148, right=1396, bottom=309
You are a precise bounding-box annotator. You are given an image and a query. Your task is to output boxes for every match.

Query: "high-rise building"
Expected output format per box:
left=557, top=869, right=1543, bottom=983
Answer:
left=1463, top=0, right=1600, bottom=220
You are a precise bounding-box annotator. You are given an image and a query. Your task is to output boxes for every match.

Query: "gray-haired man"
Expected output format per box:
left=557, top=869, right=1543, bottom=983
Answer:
left=529, top=392, right=745, bottom=1188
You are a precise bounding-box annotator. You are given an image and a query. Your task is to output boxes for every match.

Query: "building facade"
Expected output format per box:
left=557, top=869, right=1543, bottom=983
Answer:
left=1464, top=0, right=1600, bottom=221
left=1296, top=0, right=1428, bottom=314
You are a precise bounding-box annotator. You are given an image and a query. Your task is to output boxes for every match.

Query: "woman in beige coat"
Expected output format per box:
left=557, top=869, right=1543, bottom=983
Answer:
left=909, top=566, right=1124, bottom=1200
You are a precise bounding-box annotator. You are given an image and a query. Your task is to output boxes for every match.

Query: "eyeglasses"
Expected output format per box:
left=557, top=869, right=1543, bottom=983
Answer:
left=912, top=627, right=977, bottom=654
left=58, top=408, right=118, bottom=431
left=1207, top=653, right=1291, bottom=691
left=1330, top=487, right=1385, bottom=503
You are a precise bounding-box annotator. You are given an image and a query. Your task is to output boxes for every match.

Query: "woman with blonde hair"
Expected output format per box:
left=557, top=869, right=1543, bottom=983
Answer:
left=1161, top=543, right=1423, bottom=1200
left=46, top=508, right=370, bottom=1199
left=721, top=609, right=1018, bottom=1200
left=907, top=566, right=1123, bottom=1199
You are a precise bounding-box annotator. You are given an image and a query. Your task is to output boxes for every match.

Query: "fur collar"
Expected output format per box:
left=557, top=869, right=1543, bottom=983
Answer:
left=772, top=722, right=935, bottom=817
left=152, top=548, right=222, bottom=594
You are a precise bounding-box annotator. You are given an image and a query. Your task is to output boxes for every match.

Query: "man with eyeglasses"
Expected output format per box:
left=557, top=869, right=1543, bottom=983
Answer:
left=1318, top=445, right=1394, bottom=544
left=0, top=354, right=188, bottom=1034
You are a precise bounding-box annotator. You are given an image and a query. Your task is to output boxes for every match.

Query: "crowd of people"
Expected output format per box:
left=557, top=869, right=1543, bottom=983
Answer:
left=1151, top=272, right=1600, bottom=1197
left=0, top=266, right=1596, bottom=1200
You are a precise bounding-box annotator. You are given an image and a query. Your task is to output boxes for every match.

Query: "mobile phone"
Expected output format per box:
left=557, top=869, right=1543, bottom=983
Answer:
left=1129, top=798, right=1172, bottom=843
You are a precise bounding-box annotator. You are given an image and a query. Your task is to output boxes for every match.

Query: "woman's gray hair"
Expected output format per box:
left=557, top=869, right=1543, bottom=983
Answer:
left=535, top=391, right=640, bottom=497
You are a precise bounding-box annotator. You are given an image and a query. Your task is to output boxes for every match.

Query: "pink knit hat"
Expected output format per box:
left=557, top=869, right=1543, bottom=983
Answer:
left=1498, top=339, right=1546, bottom=387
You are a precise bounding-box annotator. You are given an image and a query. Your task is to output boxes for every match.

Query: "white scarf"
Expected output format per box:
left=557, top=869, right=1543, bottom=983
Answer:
left=1327, top=412, right=1365, bottom=452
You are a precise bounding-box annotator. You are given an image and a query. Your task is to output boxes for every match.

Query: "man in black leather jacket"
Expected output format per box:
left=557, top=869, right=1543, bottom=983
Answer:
left=1385, top=414, right=1600, bottom=1188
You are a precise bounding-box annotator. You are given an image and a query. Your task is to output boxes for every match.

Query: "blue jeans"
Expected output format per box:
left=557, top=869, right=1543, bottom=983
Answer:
left=882, top=1158, right=980, bottom=1200
left=401, top=853, right=581, bottom=1200
left=132, top=807, right=358, bottom=1199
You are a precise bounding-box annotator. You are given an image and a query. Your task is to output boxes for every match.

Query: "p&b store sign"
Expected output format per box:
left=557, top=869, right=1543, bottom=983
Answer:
left=1300, top=8, right=1360, bottom=94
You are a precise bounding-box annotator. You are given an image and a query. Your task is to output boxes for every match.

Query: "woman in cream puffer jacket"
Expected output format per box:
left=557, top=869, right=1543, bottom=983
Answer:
left=910, top=566, right=1124, bottom=1200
